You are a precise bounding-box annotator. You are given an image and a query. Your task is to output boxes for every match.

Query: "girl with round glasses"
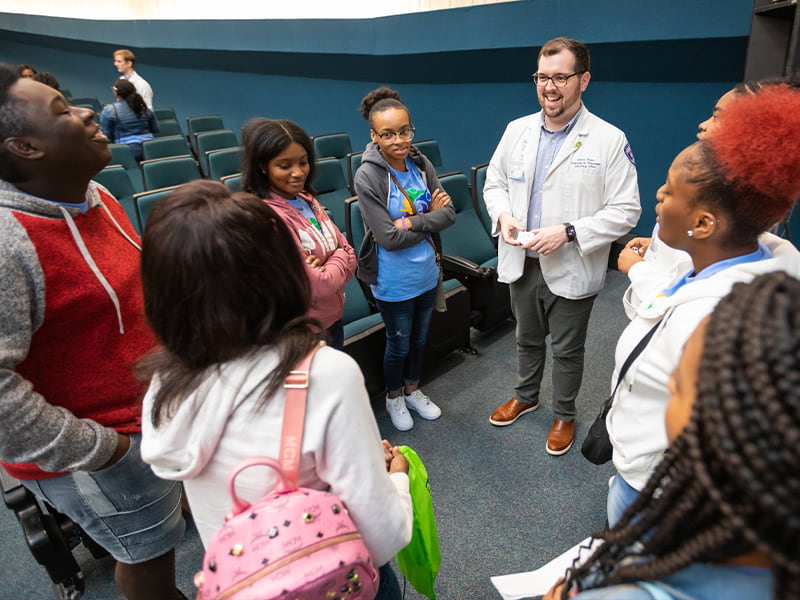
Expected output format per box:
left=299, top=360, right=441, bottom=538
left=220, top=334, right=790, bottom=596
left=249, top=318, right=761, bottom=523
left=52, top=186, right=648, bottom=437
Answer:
left=353, top=86, right=456, bottom=432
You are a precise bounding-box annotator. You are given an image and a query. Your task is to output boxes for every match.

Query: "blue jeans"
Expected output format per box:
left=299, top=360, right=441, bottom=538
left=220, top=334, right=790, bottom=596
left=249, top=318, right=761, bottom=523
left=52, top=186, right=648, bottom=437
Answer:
left=375, top=563, right=402, bottom=600
left=22, top=434, right=185, bottom=563
left=607, top=472, right=640, bottom=527
left=327, top=319, right=345, bottom=351
left=375, top=287, right=437, bottom=396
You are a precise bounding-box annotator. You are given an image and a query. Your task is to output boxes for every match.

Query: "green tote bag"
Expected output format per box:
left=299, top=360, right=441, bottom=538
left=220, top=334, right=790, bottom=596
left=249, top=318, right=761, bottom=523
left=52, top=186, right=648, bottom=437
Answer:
left=396, top=446, right=441, bottom=600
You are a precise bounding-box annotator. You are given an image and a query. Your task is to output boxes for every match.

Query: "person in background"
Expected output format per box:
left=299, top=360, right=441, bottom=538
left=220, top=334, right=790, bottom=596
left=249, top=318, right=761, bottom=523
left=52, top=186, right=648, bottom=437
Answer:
left=605, top=84, right=800, bottom=527
left=17, top=64, right=36, bottom=78
left=484, top=37, right=640, bottom=455
left=32, top=71, right=60, bottom=91
left=0, top=63, right=185, bottom=600
left=113, top=48, right=154, bottom=110
left=546, top=272, right=800, bottom=600
left=100, top=78, right=158, bottom=161
left=354, top=86, right=456, bottom=432
left=139, top=181, right=412, bottom=600
left=240, top=118, right=355, bottom=350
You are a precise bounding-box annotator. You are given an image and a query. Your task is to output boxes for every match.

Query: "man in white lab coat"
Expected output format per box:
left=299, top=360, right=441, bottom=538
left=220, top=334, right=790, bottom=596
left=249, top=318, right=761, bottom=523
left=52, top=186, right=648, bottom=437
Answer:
left=484, top=37, right=640, bottom=455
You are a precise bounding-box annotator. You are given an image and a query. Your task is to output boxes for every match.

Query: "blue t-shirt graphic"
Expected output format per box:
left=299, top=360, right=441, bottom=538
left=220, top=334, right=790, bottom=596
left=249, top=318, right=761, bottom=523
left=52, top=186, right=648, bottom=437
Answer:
left=372, top=158, right=439, bottom=302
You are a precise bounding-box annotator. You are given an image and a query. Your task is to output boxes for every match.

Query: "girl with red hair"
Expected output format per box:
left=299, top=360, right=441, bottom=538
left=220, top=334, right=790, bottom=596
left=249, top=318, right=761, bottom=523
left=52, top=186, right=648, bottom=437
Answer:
left=603, top=85, right=800, bottom=529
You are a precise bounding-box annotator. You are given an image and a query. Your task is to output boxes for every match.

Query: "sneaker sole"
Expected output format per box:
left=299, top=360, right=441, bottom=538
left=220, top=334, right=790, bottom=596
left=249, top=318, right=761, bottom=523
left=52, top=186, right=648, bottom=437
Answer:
left=489, top=403, right=539, bottom=426
left=407, top=406, right=441, bottom=421
left=390, top=420, right=414, bottom=432
left=545, top=438, right=574, bottom=456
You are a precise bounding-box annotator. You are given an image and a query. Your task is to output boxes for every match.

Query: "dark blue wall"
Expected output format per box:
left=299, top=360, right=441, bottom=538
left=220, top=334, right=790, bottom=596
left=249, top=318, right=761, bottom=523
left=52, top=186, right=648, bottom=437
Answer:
left=0, top=0, right=753, bottom=234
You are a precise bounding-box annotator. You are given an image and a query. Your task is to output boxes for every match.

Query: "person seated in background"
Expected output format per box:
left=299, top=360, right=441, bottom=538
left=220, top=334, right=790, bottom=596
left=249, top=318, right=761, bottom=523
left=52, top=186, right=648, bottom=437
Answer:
left=138, top=181, right=413, bottom=600
left=604, top=84, right=800, bottom=527
left=546, top=271, right=800, bottom=599
left=17, top=63, right=36, bottom=78
left=100, top=78, right=159, bottom=161
left=0, top=63, right=185, bottom=599
left=32, top=71, right=60, bottom=91
left=113, top=48, right=154, bottom=109
left=240, top=118, right=356, bottom=350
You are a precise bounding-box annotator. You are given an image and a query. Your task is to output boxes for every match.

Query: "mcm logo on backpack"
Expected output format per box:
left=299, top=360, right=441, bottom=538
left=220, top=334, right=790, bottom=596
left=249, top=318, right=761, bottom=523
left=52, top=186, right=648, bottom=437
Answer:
left=195, top=342, right=380, bottom=600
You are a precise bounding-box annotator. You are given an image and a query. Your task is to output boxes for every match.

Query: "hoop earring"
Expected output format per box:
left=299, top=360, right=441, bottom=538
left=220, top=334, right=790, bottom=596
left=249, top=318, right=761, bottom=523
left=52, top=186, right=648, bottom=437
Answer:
left=687, top=230, right=694, bottom=237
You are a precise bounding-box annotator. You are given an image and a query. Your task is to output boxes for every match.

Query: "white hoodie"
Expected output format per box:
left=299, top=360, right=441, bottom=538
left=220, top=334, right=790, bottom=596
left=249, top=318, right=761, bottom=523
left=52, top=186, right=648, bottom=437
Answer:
left=607, top=233, right=800, bottom=490
left=140, top=345, right=412, bottom=566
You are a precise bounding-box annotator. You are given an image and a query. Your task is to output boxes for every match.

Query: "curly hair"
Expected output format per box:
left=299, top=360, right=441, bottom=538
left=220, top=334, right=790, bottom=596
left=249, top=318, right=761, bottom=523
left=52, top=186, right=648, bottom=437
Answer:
left=359, top=86, right=407, bottom=124
left=684, top=85, right=800, bottom=248
left=561, top=271, right=800, bottom=599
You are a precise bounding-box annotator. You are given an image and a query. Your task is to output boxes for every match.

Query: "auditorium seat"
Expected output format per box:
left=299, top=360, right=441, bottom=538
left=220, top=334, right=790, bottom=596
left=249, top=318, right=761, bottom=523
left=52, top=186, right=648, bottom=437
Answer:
left=195, top=129, right=238, bottom=176
left=186, top=115, right=225, bottom=154
left=108, top=143, right=143, bottom=194
left=470, top=161, right=494, bottom=241
left=346, top=151, right=363, bottom=195
left=142, top=135, right=192, bottom=161
left=437, top=172, right=511, bottom=332
left=133, top=185, right=181, bottom=231
left=207, top=147, right=242, bottom=181
left=141, top=155, right=202, bottom=191
left=313, top=157, right=351, bottom=229
left=221, top=173, right=242, bottom=193
left=92, top=165, right=139, bottom=234
left=154, top=119, right=184, bottom=138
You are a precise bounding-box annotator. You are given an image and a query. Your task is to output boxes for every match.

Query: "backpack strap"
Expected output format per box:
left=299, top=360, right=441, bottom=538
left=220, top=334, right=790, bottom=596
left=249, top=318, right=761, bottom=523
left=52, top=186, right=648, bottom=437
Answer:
left=279, top=341, right=324, bottom=489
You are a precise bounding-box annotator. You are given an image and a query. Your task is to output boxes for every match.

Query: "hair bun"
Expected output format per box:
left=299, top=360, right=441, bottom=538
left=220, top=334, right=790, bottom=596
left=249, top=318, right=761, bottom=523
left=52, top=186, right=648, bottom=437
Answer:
left=359, top=86, right=402, bottom=121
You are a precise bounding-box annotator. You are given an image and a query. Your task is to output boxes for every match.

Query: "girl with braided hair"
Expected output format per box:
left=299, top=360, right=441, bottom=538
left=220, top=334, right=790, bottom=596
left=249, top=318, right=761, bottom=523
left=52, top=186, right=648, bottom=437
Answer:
left=546, top=271, right=800, bottom=599
left=604, top=84, right=800, bottom=528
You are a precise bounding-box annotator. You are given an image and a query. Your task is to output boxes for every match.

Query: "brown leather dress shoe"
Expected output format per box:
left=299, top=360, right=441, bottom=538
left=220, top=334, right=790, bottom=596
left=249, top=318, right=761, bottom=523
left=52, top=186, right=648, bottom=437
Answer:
left=489, top=397, right=539, bottom=426
left=546, top=419, right=575, bottom=455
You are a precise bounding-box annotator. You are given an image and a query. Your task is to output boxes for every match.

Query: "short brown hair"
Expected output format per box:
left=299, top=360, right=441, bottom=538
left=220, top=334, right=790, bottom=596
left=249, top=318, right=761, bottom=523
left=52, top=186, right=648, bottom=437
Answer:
left=538, top=37, right=590, bottom=74
left=113, top=49, right=135, bottom=66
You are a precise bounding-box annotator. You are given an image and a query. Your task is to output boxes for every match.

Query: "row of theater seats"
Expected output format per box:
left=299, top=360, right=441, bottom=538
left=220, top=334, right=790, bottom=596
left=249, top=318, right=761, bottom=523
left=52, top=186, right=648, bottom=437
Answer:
left=93, top=125, right=512, bottom=393
left=93, top=112, right=243, bottom=233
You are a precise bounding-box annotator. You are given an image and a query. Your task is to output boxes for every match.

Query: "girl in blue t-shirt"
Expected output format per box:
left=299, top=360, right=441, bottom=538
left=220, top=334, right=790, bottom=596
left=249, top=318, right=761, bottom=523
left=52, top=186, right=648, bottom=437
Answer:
left=354, top=86, right=456, bottom=432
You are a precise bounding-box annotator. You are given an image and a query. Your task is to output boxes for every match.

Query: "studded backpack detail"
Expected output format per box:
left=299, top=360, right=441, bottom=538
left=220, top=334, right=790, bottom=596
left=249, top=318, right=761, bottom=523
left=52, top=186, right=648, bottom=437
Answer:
left=195, top=343, right=380, bottom=600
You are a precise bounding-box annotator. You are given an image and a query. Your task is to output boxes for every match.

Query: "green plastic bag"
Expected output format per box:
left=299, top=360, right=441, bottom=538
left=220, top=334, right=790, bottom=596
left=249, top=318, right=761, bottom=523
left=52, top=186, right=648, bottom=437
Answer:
left=396, top=446, right=441, bottom=600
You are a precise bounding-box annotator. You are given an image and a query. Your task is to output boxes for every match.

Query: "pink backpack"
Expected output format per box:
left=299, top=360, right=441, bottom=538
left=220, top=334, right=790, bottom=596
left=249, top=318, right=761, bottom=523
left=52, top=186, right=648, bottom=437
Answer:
left=195, top=344, right=380, bottom=600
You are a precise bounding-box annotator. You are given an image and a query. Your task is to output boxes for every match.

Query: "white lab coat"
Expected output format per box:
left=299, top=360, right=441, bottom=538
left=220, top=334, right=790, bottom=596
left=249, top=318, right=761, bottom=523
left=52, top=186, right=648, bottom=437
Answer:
left=484, top=105, right=641, bottom=299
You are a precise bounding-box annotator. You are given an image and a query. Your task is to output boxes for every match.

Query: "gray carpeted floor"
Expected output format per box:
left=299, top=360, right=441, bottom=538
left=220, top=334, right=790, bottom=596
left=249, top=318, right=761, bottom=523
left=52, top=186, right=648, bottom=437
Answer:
left=0, top=270, right=630, bottom=600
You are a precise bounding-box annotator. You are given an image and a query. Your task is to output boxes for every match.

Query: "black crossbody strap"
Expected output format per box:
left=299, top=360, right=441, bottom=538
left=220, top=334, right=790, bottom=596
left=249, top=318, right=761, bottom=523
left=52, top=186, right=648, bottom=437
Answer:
left=600, top=320, right=662, bottom=418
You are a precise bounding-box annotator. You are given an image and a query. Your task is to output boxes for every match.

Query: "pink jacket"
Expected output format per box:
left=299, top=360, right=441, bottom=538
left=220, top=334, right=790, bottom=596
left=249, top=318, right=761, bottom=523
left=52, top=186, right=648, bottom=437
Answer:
left=265, top=192, right=355, bottom=328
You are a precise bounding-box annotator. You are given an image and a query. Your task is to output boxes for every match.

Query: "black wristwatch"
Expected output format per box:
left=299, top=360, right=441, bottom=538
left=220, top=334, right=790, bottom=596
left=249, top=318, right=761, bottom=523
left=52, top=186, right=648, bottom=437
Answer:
left=564, top=222, right=576, bottom=242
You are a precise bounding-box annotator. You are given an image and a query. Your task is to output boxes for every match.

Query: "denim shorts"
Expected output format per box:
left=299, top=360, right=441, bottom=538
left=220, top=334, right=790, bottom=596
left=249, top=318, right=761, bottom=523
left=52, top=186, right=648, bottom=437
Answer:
left=23, top=433, right=185, bottom=564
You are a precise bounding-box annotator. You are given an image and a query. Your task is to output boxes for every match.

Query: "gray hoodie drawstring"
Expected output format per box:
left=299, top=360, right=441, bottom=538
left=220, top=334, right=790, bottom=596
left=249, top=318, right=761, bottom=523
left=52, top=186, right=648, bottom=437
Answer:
left=58, top=205, right=130, bottom=334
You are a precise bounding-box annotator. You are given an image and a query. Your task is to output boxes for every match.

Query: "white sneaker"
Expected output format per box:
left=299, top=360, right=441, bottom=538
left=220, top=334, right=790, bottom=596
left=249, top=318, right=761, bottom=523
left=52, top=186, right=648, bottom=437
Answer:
left=403, top=389, right=442, bottom=420
left=386, top=395, right=413, bottom=431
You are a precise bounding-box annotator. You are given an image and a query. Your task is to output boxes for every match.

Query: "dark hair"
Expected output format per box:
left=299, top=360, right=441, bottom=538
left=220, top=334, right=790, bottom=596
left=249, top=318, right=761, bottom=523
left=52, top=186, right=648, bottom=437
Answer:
left=561, top=271, right=800, bottom=599
left=32, top=72, right=60, bottom=90
left=683, top=85, right=800, bottom=248
left=359, top=86, right=408, bottom=125
left=17, top=64, right=36, bottom=76
left=113, top=78, right=147, bottom=118
left=0, top=63, right=30, bottom=181
left=240, top=118, right=317, bottom=199
left=538, top=37, right=590, bottom=74
left=138, top=180, right=319, bottom=427
left=113, top=49, right=136, bottom=66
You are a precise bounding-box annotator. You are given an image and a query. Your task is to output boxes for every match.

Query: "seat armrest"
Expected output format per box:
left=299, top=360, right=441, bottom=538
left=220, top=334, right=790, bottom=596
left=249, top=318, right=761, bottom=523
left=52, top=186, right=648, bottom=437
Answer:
left=441, top=254, right=495, bottom=279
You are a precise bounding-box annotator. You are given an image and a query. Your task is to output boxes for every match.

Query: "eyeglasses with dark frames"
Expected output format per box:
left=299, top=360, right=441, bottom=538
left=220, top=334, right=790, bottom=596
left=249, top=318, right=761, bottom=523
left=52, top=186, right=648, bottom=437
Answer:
left=372, top=126, right=416, bottom=141
left=531, top=72, right=585, bottom=87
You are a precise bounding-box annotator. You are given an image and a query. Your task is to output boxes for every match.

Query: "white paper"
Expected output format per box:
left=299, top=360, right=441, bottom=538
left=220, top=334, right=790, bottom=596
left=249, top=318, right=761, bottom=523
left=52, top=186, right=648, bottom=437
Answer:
left=490, top=537, right=600, bottom=600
